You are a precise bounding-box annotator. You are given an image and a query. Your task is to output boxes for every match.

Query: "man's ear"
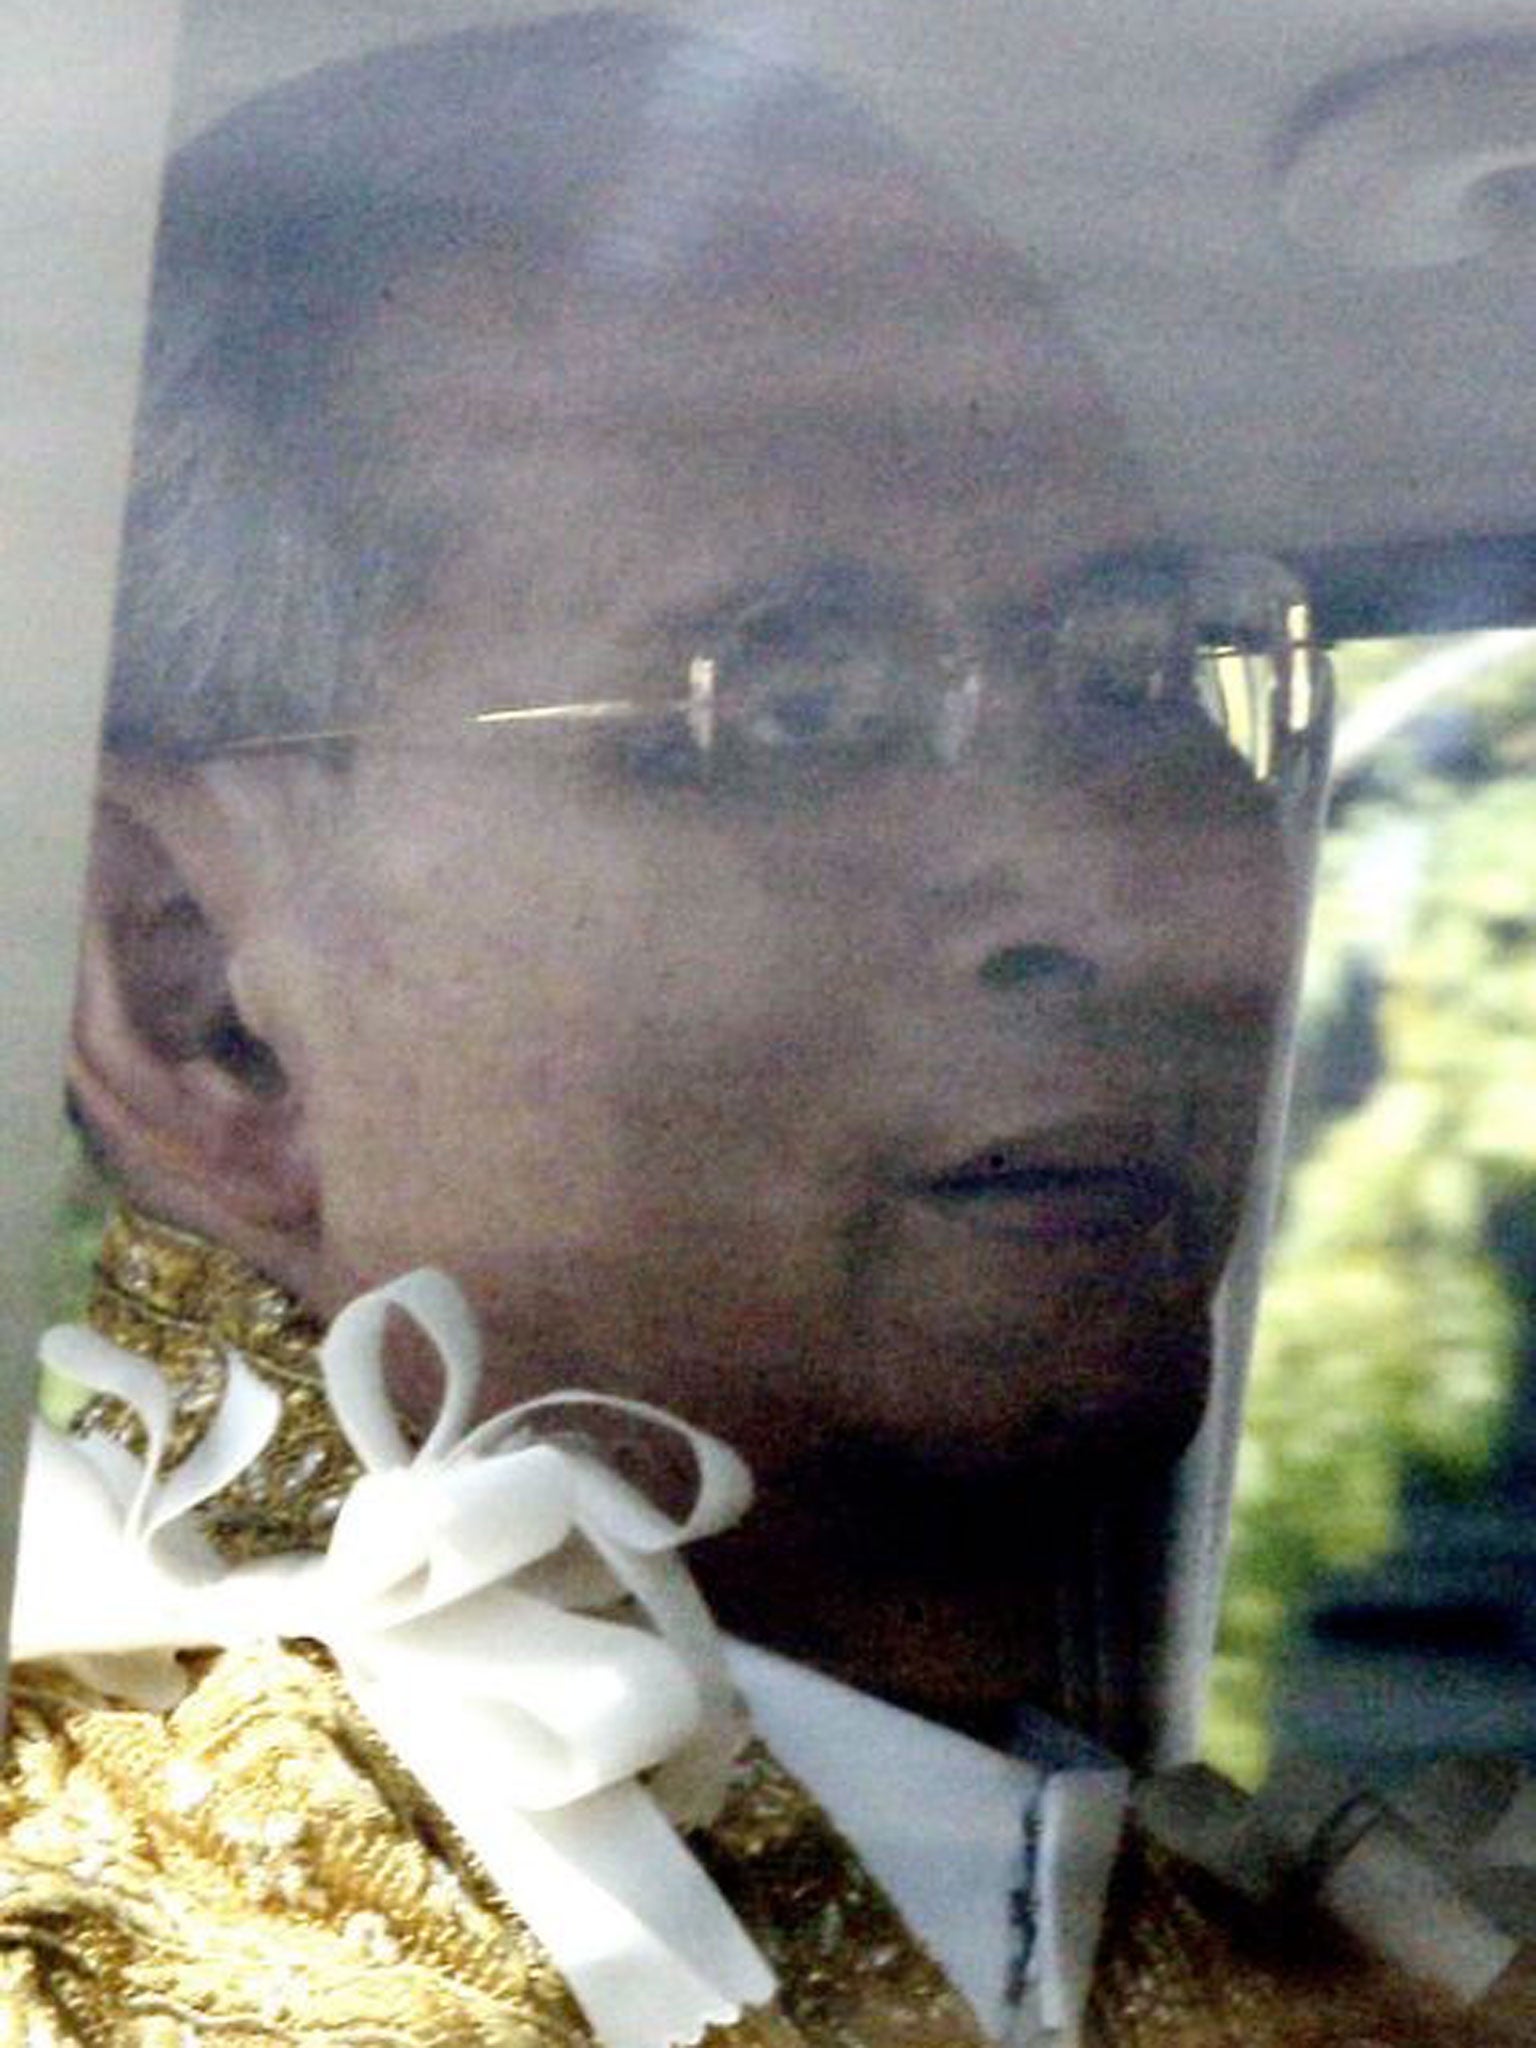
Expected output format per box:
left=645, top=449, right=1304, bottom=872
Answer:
left=70, top=764, right=320, bottom=1272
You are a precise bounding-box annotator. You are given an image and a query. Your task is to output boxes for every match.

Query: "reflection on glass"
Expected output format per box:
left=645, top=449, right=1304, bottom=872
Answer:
left=8, top=13, right=1374, bottom=2047
left=85, top=0, right=1327, bottom=1772
left=1212, top=628, right=1536, bottom=1788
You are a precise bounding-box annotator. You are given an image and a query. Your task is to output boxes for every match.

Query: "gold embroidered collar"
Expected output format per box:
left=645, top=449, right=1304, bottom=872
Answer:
left=80, top=1206, right=361, bottom=1559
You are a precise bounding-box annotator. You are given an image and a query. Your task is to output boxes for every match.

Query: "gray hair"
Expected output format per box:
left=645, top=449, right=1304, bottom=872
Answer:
left=103, top=12, right=938, bottom=756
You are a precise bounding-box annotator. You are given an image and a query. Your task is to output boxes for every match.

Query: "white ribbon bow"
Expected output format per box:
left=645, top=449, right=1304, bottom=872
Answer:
left=14, top=1270, right=775, bottom=2048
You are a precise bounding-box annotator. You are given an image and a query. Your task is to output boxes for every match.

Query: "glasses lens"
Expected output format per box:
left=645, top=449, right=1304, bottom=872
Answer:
left=593, top=553, right=1332, bottom=810
left=194, top=552, right=1330, bottom=823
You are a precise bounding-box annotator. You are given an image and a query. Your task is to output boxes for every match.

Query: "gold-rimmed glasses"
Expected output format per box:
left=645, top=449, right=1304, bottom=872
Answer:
left=199, top=551, right=1332, bottom=816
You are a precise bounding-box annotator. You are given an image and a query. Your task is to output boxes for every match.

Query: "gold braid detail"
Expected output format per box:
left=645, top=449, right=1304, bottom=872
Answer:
left=6, top=1207, right=990, bottom=2045
left=76, top=1207, right=365, bottom=1560
left=1087, top=1821, right=1533, bottom=2047
left=0, top=1645, right=986, bottom=2046
left=26, top=1205, right=1528, bottom=2045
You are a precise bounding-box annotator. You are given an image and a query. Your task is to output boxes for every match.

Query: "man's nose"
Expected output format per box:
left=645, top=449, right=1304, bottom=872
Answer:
left=883, top=753, right=1282, bottom=1037
left=975, top=941, right=1099, bottom=996
left=907, top=799, right=1125, bottom=1004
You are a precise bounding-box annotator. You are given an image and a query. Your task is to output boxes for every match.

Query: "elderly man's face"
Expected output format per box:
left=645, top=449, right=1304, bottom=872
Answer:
left=225, top=232, right=1294, bottom=1517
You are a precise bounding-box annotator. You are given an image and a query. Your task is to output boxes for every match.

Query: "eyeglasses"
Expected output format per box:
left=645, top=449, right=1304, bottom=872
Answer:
left=207, top=552, right=1332, bottom=812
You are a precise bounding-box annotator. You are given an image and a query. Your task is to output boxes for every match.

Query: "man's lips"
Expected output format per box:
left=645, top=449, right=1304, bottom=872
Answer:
left=906, top=1137, right=1185, bottom=1244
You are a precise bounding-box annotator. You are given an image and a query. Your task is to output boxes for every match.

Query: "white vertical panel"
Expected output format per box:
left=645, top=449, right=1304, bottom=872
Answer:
left=0, top=0, right=182, bottom=1710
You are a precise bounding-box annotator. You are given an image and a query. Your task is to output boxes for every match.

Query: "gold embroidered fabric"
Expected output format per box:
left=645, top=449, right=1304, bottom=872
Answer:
left=9, top=1206, right=1525, bottom=2045
left=0, top=1643, right=988, bottom=2047
left=1087, top=1819, right=1535, bottom=2047
left=6, top=1209, right=988, bottom=2046
left=77, top=1209, right=364, bottom=1560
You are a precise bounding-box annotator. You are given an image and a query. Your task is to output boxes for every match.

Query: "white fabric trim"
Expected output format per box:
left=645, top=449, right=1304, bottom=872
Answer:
left=728, top=1640, right=1127, bottom=2046
left=19, top=1277, right=1128, bottom=2048
left=17, top=1280, right=774, bottom=2048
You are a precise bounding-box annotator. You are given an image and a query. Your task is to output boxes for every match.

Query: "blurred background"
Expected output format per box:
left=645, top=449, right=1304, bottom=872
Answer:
left=1208, top=629, right=1536, bottom=1784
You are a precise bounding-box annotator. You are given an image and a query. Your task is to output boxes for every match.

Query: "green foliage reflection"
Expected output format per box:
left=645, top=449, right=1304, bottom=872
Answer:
left=1207, top=632, right=1536, bottom=1783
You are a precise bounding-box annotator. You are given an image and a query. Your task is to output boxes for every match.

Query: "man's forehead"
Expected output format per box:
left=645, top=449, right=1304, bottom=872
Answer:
left=353, top=195, right=1131, bottom=433
left=347, top=242, right=1155, bottom=624
left=197, top=28, right=1162, bottom=723
left=163, top=14, right=1145, bottom=530
left=368, top=389, right=1138, bottom=677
